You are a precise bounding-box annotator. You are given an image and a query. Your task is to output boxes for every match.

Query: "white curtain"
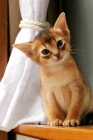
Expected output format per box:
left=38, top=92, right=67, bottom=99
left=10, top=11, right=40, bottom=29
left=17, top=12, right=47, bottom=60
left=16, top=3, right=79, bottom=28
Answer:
left=0, top=0, right=49, bottom=132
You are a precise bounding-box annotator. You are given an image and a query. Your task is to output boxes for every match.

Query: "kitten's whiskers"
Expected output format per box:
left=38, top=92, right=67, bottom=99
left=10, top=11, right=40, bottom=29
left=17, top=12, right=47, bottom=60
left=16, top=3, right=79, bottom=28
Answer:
left=70, top=48, right=86, bottom=57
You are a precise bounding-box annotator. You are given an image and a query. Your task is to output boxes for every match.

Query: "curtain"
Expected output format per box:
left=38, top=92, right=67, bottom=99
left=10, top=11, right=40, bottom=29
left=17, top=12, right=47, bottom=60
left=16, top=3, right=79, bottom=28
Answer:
left=0, top=0, right=49, bottom=132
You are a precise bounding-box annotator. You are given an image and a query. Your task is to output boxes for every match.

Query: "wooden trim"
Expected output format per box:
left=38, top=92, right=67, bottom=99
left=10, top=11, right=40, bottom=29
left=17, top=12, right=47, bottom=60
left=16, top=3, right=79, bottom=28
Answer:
left=13, top=124, right=93, bottom=140
left=0, top=131, right=7, bottom=140
left=0, top=0, right=8, bottom=140
left=0, top=0, right=7, bottom=80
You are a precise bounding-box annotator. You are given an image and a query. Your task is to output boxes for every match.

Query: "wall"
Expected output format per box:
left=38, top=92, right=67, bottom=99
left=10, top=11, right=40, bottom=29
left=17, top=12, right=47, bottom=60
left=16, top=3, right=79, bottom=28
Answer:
left=63, top=0, right=93, bottom=90
left=9, top=0, right=21, bottom=51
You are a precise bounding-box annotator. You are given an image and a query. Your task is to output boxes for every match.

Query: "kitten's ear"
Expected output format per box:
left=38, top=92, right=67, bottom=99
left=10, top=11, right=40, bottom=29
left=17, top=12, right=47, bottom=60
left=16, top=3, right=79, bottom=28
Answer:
left=13, top=43, right=33, bottom=58
left=54, top=12, right=69, bottom=36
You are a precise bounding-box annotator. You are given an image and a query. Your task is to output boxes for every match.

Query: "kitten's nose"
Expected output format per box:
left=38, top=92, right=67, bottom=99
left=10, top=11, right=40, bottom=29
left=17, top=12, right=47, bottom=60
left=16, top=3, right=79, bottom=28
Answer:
left=54, top=52, right=60, bottom=58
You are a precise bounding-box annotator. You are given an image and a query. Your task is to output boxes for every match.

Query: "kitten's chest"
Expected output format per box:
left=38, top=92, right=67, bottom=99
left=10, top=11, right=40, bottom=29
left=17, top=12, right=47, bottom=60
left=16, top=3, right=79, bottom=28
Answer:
left=54, top=85, right=71, bottom=112
left=42, top=70, right=72, bottom=86
left=41, top=69, right=72, bottom=112
left=46, top=84, right=71, bottom=113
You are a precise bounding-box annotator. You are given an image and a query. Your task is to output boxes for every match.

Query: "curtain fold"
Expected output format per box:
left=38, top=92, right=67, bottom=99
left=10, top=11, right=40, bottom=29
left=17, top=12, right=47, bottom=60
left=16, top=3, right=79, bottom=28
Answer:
left=0, top=0, right=49, bottom=132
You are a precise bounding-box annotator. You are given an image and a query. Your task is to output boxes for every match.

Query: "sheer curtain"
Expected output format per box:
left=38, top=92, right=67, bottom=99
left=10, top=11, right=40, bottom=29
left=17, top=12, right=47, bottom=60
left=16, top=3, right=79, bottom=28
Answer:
left=0, top=0, right=49, bottom=132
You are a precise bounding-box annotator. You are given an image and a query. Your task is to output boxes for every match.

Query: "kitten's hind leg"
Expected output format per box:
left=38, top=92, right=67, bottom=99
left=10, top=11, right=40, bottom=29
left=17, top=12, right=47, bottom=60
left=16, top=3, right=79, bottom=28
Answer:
left=81, top=112, right=93, bottom=125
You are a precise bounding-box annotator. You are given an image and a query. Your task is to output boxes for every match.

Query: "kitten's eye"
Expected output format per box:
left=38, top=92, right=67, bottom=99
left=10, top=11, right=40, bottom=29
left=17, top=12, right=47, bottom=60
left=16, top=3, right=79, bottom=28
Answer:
left=42, top=49, right=50, bottom=55
left=57, top=40, right=63, bottom=48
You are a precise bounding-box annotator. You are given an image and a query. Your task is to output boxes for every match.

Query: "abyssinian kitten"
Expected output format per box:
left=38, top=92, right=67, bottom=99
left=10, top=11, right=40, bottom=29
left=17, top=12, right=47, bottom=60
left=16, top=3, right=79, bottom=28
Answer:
left=14, top=13, right=93, bottom=127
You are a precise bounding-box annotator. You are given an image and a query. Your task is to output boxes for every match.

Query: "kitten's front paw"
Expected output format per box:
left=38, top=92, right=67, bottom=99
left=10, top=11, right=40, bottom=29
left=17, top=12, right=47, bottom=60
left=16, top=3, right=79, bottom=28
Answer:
left=48, top=119, right=63, bottom=126
left=63, top=119, right=80, bottom=127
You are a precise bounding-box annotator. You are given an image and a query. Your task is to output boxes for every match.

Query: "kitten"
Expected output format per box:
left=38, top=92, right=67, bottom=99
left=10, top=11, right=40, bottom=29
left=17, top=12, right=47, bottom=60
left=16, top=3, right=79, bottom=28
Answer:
left=13, top=13, right=93, bottom=127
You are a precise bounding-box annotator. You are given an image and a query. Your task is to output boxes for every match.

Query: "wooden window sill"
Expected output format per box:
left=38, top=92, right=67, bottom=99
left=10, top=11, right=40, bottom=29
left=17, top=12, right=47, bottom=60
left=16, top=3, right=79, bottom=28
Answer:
left=13, top=124, right=93, bottom=140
